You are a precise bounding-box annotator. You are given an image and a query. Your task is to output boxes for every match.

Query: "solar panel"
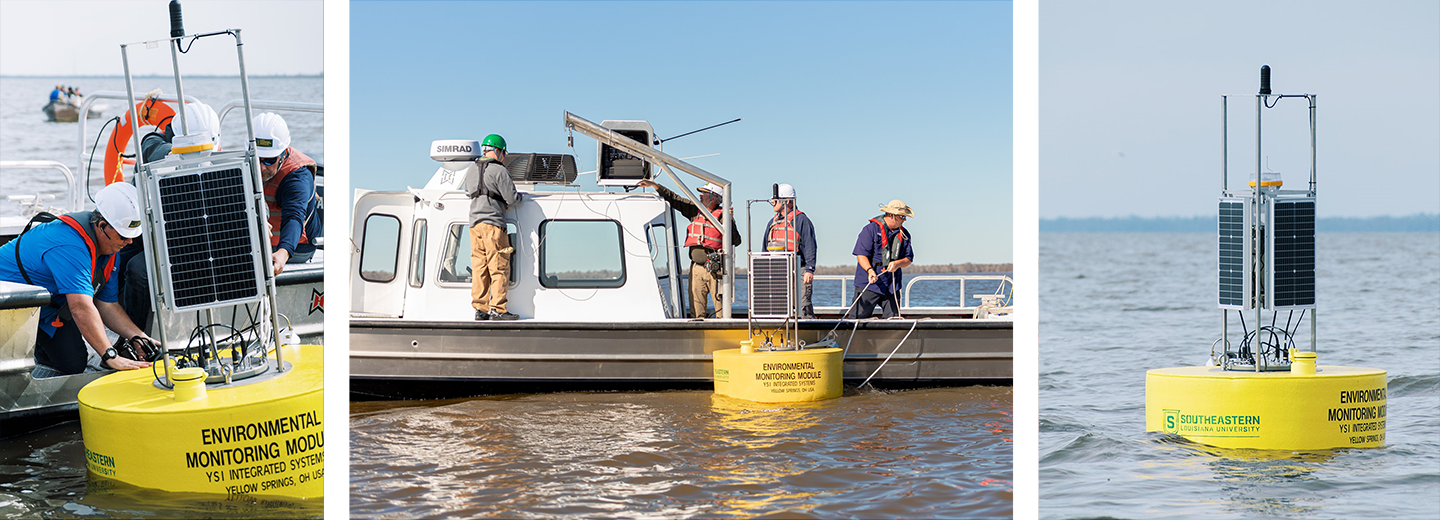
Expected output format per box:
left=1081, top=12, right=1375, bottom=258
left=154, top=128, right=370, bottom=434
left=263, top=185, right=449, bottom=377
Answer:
left=1217, top=198, right=1252, bottom=310
left=151, top=163, right=266, bottom=312
left=1267, top=197, right=1316, bottom=310
left=749, top=253, right=798, bottom=318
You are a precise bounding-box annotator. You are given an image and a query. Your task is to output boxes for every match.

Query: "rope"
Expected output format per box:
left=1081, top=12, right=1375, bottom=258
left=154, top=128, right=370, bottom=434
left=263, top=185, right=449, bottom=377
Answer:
left=859, top=319, right=919, bottom=389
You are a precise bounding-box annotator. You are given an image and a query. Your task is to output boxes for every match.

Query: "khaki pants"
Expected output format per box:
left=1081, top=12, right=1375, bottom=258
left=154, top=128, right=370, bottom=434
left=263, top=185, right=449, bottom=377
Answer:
left=689, top=263, right=722, bottom=318
left=470, top=222, right=511, bottom=313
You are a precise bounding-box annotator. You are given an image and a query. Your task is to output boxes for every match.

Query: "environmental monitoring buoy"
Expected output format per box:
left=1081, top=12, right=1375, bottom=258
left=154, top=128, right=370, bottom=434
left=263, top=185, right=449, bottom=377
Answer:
left=1145, top=65, right=1386, bottom=450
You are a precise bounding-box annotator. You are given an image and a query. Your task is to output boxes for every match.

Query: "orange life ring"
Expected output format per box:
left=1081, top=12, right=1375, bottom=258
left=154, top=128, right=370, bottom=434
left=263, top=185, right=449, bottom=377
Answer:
left=103, top=98, right=177, bottom=185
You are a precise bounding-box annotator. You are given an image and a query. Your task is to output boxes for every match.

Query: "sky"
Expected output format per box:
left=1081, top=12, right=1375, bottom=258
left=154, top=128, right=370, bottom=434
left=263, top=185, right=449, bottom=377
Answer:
left=0, top=0, right=323, bottom=76
left=1040, top=0, right=1439, bottom=219
left=349, top=1, right=1014, bottom=266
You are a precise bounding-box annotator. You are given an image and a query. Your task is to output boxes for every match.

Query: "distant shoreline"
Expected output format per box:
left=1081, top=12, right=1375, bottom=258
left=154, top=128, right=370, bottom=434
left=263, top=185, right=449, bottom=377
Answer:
left=1041, top=214, right=1439, bottom=233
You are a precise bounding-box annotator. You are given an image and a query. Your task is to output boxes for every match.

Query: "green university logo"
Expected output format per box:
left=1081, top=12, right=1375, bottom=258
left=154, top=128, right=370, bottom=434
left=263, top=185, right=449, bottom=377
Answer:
left=1163, top=409, right=1180, bottom=434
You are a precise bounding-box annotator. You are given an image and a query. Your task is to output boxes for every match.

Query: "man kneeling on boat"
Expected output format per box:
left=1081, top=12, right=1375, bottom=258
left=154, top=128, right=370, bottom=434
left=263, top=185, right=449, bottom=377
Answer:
left=0, top=183, right=155, bottom=377
left=254, top=112, right=323, bottom=275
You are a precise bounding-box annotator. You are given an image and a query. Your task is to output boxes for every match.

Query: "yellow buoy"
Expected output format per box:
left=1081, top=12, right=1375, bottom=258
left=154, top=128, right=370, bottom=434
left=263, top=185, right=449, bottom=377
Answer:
left=79, top=344, right=324, bottom=499
left=1146, top=355, right=1386, bottom=450
left=713, top=344, right=842, bottom=403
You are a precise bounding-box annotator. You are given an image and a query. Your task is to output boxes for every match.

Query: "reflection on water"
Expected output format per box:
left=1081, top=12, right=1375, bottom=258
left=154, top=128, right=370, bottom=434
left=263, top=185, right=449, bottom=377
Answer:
left=0, top=422, right=321, bottom=518
left=352, top=388, right=1012, bottom=518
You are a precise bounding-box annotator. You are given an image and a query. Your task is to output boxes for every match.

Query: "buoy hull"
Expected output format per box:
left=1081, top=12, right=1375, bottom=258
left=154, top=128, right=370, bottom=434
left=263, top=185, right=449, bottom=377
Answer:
left=713, top=347, right=842, bottom=403
left=78, top=344, right=324, bottom=499
left=1145, top=365, right=1386, bottom=450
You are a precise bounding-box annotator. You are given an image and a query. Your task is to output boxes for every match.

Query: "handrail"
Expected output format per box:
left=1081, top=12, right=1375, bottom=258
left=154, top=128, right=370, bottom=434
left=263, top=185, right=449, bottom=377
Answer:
left=808, top=273, right=1013, bottom=309
left=216, top=99, right=323, bottom=124
left=904, top=274, right=1012, bottom=307
left=0, top=161, right=80, bottom=213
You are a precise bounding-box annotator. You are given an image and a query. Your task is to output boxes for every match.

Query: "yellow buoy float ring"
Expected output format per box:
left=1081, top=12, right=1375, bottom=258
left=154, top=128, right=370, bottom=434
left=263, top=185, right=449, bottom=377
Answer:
left=79, top=344, right=325, bottom=499
left=1146, top=362, right=1386, bottom=450
left=713, top=345, right=842, bottom=403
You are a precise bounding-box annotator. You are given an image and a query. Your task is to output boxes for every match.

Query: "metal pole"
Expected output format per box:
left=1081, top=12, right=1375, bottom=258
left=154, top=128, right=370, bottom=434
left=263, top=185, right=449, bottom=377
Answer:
left=169, top=37, right=189, bottom=137
left=1309, top=95, right=1317, bottom=195
left=722, top=185, right=733, bottom=319
left=232, top=29, right=285, bottom=371
left=1254, top=93, right=1264, bottom=372
left=122, top=43, right=175, bottom=385
left=1222, top=96, right=1228, bottom=191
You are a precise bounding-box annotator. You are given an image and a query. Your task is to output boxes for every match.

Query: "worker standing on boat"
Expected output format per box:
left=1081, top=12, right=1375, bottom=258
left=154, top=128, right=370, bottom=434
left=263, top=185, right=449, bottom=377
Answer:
left=465, top=134, right=521, bottom=321
left=847, top=200, right=914, bottom=319
left=0, top=183, right=155, bottom=377
left=254, top=112, right=323, bottom=275
left=764, top=183, right=817, bottom=318
left=637, top=179, right=741, bottom=318
left=116, top=101, right=223, bottom=332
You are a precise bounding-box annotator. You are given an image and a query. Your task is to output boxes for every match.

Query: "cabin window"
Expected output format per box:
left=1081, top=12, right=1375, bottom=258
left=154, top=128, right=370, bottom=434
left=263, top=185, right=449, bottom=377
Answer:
left=437, top=221, right=519, bottom=286
left=647, top=223, right=675, bottom=317
left=359, top=214, right=401, bottom=283
left=539, top=219, right=625, bottom=288
left=408, top=219, right=427, bottom=288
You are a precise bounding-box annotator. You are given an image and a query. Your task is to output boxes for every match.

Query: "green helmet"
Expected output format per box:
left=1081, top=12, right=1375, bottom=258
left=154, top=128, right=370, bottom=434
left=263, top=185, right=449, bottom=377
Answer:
left=482, top=134, right=507, bottom=153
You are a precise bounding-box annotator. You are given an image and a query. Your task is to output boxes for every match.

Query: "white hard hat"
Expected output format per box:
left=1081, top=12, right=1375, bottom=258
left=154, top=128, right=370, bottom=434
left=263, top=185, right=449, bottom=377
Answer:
left=170, top=101, right=221, bottom=153
left=776, top=183, right=796, bottom=199
left=252, top=112, right=291, bottom=158
left=697, top=183, right=723, bottom=196
left=95, top=183, right=144, bottom=238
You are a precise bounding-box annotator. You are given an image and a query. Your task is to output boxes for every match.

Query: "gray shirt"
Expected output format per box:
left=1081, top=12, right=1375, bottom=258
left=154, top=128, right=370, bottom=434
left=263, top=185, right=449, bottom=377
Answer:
left=464, top=158, right=520, bottom=228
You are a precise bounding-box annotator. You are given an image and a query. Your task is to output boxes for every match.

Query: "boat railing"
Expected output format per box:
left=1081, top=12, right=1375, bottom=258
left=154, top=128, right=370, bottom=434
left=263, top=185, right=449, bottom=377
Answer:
left=904, top=274, right=1013, bottom=309
left=808, top=273, right=1012, bottom=313
left=0, top=161, right=81, bottom=216
left=75, top=91, right=202, bottom=177
left=216, top=99, right=323, bottom=123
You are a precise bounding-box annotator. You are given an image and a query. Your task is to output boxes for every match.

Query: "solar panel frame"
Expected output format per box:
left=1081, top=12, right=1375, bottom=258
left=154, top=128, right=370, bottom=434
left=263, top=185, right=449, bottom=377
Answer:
left=1266, top=197, right=1316, bottom=310
left=749, top=252, right=798, bottom=319
left=143, top=158, right=269, bottom=313
left=1217, top=197, right=1252, bottom=310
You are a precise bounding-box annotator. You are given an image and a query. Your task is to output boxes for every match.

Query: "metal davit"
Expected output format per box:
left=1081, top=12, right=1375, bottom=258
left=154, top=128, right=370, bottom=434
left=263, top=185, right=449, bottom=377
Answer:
left=1144, top=66, right=1386, bottom=451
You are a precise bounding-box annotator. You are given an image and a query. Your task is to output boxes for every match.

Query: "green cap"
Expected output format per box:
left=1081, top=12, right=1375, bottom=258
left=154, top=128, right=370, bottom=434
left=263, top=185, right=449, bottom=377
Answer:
left=482, top=134, right=507, bottom=153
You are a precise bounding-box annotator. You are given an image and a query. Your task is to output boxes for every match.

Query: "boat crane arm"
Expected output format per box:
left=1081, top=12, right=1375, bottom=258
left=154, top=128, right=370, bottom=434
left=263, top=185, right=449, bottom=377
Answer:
left=563, top=111, right=735, bottom=318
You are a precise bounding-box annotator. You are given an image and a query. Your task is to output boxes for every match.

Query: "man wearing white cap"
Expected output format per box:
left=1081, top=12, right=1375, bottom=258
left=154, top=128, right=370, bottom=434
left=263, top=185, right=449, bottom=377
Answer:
left=764, top=183, right=818, bottom=318
left=847, top=199, right=915, bottom=319
left=0, top=183, right=156, bottom=377
left=637, top=179, right=742, bottom=318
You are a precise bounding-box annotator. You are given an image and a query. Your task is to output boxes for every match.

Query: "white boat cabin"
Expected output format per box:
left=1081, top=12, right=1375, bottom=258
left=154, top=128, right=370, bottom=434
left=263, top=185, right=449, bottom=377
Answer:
left=352, top=149, right=690, bottom=322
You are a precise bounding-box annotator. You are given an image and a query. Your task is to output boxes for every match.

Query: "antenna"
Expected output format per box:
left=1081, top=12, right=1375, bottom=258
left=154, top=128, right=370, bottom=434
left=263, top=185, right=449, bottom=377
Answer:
left=1259, top=64, right=1271, bottom=96
left=655, top=118, right=741, bottom=145
left=169, top=0, right=185, bottom=38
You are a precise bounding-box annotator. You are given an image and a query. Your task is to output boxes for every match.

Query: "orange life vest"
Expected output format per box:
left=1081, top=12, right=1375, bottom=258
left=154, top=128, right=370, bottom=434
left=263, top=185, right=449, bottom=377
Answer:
left=263, top=147, right=319, bottom=248
left=103, top=98, right=178, bottom=185
left=12, top=212, right=116, bottom=328
left=685, top=208, right=725, bottom=251
left=869, top=215, right=908, bottom=270
left=765, top=208, right=804, bottom=252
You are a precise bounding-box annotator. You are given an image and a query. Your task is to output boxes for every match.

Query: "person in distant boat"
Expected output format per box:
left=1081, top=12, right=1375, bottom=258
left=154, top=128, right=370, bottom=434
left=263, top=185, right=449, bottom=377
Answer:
left=253, top=112, right=323, bottom=275
left=763, top=183, right=817, bottom=318
left=116, top=100, right=224, bottom=332
left=846, top=199, right=914, bottom=319
left=0, top=183, right=155, bottom=377
left=465, top=134, right=521, bottom=321
left=50, top=85, right=65, bottom=103
left=637, top=179, right=742, bottom=318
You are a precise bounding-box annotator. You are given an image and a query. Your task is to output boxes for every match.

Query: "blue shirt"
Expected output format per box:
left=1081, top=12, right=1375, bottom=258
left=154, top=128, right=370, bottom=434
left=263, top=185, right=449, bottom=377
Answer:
left=851, top=219, right=913, bottom=294
left=50, top=88, right=64, bottom=102
left=274, top=165, right=320, bottom=255
left=764, top=210, right=818, bottom=272
left=0, top=218, right=120, bottom=337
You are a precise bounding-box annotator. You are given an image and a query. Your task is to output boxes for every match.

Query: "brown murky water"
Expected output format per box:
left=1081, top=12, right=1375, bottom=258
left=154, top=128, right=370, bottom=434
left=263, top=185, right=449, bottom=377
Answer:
left=351, top=387, right=1012, bottom=518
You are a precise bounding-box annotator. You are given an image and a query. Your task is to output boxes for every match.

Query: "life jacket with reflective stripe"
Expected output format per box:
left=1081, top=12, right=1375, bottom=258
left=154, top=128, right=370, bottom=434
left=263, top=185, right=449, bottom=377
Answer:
left=685, top=207, right=725, bottom=251
left=869, top=215, right=908, bottom=270
left=263, top=147, right=319, bottom=248
left=12, top=211, right=116, bottom=327
left=766, top=208, right=804, bottom=252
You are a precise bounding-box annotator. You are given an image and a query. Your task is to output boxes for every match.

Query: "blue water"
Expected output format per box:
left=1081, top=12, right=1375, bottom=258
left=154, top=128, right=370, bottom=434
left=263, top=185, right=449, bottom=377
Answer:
left=1040, top=232, right=1440, bottom=519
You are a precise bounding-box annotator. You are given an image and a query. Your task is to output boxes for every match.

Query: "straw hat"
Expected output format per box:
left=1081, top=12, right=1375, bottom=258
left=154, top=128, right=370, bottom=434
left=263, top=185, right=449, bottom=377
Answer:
left=879, top=199, right=914, bottom=218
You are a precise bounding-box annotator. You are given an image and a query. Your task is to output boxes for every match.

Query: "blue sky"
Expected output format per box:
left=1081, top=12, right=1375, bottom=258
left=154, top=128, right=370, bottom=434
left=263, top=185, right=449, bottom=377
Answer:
left=350, top=1, right=1014, bottom=265
left=1040, top=0, right=1439, bottom=218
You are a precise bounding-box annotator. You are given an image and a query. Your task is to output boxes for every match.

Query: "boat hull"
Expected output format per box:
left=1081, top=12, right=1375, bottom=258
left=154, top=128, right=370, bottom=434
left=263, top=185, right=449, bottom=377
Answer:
left=350, top=318, right=1011, bottom=399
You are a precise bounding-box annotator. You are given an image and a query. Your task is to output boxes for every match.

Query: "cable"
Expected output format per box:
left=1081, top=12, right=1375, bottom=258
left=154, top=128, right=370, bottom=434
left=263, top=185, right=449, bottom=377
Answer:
left=85, top=116, right=120, bottom=202
left=859, top=319, right=919, bottom=389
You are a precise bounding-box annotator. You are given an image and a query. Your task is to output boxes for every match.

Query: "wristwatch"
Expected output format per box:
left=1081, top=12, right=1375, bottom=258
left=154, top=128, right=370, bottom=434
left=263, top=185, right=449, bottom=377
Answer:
left=102, top=347, right=119, bottom=366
